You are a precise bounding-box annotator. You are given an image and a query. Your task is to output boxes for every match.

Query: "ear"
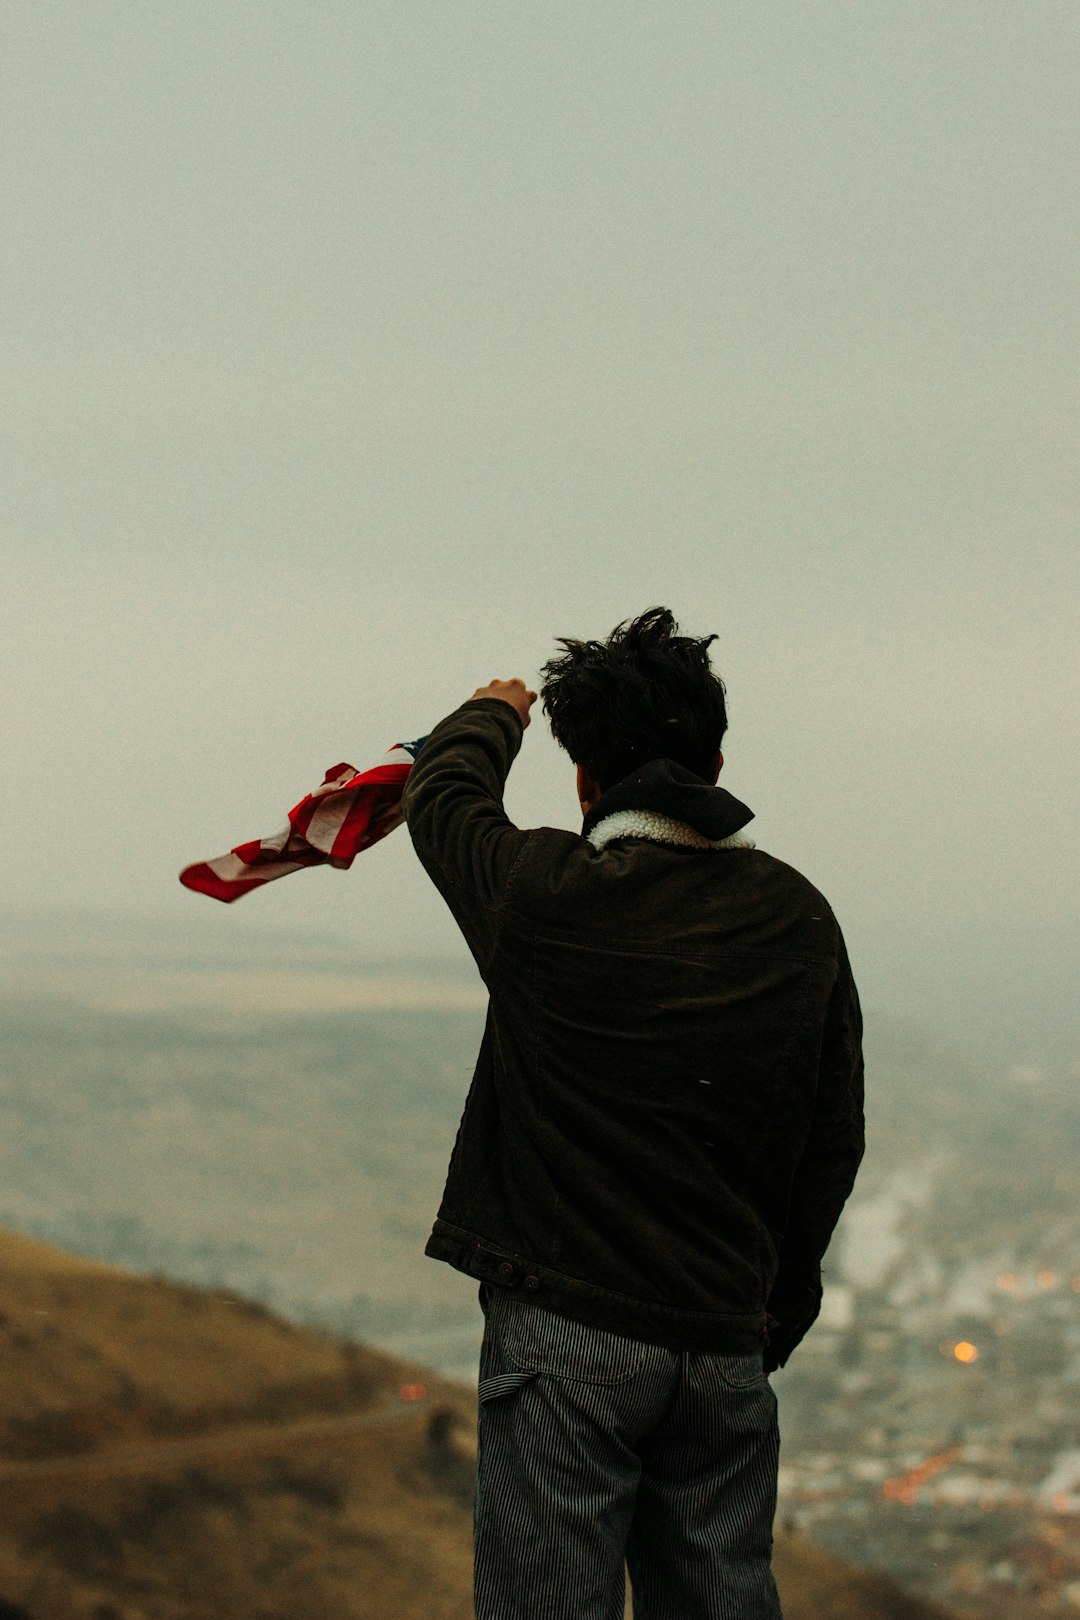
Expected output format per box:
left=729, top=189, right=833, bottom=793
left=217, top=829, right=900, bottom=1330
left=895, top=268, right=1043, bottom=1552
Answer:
left=576, top=763, right=602, bottom=814
left=711, top=752, right=724, bottom=783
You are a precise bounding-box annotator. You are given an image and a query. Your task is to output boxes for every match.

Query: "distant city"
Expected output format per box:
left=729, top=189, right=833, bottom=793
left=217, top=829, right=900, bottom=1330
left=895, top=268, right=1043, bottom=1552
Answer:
left=776, top=1204, right=1080, bottom=1615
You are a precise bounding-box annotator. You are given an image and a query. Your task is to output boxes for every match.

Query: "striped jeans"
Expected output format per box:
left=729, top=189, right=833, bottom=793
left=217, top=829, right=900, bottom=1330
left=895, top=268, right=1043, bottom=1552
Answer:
left=475, top=1288, right=783, bottom=1620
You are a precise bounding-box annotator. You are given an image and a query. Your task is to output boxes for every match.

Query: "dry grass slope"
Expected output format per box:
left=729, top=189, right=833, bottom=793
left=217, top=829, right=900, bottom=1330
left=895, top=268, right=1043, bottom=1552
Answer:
left=0, top=1230, right=967, bottom=1620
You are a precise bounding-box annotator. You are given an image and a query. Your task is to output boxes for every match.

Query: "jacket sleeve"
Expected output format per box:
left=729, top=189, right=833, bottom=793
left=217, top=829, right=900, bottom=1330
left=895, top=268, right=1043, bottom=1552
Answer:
left=400, top=698, right=533, bottom=974
left=764, top=932, right=865, bottom=1372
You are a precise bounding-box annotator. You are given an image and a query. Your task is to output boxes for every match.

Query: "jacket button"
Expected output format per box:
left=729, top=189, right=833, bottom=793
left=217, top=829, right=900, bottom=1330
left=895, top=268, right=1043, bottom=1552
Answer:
left=524, top=1275, right=540, bottom=1291
left=498, top=1262, right=516, bottom=1282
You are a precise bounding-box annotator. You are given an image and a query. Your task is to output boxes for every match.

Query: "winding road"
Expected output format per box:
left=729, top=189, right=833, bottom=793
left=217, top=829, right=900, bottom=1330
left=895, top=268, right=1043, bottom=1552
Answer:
left=0, top=1393, right=435, bottom=1481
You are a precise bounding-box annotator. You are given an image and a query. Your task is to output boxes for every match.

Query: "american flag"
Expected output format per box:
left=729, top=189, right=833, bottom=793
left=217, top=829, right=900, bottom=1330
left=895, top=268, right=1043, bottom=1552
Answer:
left=179, top=739, right=426, bottom=903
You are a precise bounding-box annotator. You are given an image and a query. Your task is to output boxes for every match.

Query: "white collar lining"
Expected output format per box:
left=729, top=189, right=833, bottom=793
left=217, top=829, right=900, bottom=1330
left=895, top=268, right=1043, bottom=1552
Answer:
left=587, top=808, right=753, bottom=853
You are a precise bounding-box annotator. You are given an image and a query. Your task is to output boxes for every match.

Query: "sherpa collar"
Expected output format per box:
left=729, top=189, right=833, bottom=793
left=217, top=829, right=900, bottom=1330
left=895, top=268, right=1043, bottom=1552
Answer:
left=588, top=808, right=751, bottom=852
left=581, top=758, right=754, bottom=848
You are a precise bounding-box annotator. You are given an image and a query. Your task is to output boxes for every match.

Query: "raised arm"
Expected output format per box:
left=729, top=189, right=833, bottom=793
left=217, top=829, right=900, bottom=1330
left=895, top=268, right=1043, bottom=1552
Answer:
left=400, top=683, right=536, bottom=973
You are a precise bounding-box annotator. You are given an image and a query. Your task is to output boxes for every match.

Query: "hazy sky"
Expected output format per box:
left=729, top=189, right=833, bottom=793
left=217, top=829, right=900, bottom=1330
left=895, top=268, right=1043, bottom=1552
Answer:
left=3, top=4, right=1077, bottom=1060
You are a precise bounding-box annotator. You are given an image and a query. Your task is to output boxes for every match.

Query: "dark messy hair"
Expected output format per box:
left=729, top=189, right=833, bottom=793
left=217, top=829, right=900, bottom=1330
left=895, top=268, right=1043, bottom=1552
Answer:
left=540, top=607, right=728, bottom=790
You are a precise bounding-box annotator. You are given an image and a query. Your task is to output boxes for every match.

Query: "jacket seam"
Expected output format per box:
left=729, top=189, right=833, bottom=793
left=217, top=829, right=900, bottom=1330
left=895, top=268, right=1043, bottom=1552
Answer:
left=520, top=930, right=837, bottom=970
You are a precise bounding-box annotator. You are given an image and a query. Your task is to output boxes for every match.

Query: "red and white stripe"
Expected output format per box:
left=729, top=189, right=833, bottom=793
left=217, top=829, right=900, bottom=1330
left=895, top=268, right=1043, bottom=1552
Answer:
left=179, top=742, right=421, bottom=903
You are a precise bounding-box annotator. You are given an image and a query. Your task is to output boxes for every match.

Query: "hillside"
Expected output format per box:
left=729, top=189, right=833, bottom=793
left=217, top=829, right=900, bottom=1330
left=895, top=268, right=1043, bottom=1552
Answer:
left=0, top=1230, right=979, bottom=1620
left=0, top=1229, right=475, bottom=1620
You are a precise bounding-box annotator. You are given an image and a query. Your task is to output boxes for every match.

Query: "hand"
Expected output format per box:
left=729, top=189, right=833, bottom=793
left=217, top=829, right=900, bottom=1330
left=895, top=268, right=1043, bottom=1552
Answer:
left=467, top=679, right=538, bottom=728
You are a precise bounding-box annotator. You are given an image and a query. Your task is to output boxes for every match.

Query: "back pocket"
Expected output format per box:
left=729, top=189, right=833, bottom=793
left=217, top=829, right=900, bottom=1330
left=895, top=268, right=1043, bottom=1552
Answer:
left=492, top=1292, right=647, bottom=1386
left=714, top=1353, right=766, bottom=1389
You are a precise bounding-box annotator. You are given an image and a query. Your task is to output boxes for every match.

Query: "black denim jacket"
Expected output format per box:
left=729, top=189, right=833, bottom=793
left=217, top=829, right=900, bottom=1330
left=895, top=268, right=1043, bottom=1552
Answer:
left=402, top=699, right=864, bottom=1368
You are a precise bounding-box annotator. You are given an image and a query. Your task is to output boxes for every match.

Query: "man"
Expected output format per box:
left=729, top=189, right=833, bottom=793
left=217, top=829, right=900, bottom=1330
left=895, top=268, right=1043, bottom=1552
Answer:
left=402, top=607, right=863, bottom=1620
